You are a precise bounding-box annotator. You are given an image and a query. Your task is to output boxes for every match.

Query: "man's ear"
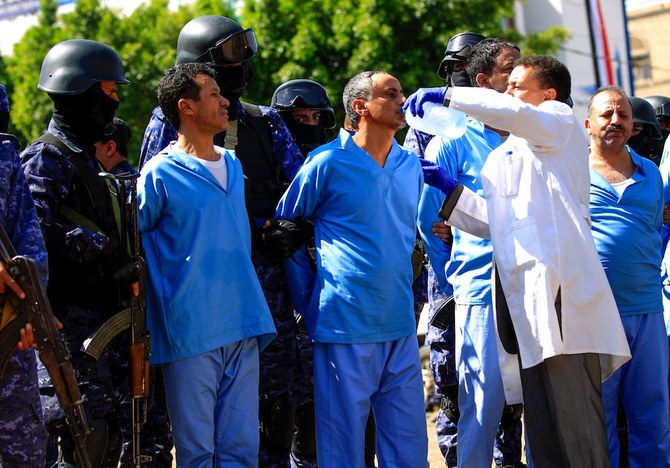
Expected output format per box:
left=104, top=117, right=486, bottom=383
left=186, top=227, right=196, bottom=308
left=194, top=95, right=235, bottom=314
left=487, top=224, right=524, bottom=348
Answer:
left=545, top=88, right=557, bottom=102
left=352, top=98, right=367, bottom=117
left=106, top=140, right=117, bottom=157
left=584, top=117, right=592, bottom=134
left=474, top=73, right=489, bottom=89
left=178, top=98, right=194, bottom=116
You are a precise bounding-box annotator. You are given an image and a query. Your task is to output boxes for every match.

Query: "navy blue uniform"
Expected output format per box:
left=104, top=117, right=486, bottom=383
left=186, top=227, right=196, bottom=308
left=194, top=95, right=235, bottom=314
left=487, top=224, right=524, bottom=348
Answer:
left=0, top=133, right=49, bottom=467
left=21, top=119, right=128, bottom=463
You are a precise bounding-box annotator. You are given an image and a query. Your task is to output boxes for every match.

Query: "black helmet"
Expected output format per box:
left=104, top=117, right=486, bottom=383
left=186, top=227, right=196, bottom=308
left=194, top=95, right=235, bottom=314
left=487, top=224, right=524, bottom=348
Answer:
left=176, top=15, right=258, bottom=66
left=271, top=79, right=336, bottom=129
left=437, top=32, right=486, bottom=80
left=38, top=39, right=129, bottom=95
left=629, top=96, right=662, bottom=139
left=644, top=95, right=670, bottom=123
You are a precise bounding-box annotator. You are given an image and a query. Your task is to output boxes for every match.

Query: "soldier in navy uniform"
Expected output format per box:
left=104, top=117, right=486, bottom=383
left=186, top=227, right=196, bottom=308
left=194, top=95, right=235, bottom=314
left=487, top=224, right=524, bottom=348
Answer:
left=0, top=83, right=49, bottom=467
left=21, top=40, right=134, bottom=466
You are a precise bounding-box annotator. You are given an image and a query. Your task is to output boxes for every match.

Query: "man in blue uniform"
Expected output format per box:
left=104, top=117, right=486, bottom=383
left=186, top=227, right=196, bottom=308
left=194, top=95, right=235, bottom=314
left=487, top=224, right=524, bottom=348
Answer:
left=403, top=36, right=482, bottom=466
left=418, top=38, right=524, bottom=468
left=403, top=37, right=484, bottom=466
left=0, top=83, right=49, bottom=467
left=139, top=61, right=276, bottom=467
left=587, top=86, right=670, bottom=467
left=20, top=39, right=133, bottom=466
left=138, top=15, right=307, bottom=466
left=277, top=70, right=428, bottom=467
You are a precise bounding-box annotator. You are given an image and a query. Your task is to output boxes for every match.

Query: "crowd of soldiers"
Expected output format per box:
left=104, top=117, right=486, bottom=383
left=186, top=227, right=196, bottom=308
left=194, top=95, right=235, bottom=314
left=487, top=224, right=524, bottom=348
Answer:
left=2, top=11, right=670, bottom=468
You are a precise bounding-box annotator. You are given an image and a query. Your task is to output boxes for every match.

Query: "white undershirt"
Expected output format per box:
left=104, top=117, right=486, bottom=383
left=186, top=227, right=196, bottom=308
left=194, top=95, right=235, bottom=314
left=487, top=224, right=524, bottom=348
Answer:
left=198, top=155, right=227, bottom=190
left=610, top=178, right=634, bottom=196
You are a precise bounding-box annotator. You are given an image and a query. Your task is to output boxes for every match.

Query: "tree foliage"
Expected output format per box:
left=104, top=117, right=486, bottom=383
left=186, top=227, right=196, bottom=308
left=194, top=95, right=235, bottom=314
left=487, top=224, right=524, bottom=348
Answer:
left=0, top=0, right=568, bottom=164
left=0, top=0, right=236, bottom=163
left=242, top=0, right=570, bottom=132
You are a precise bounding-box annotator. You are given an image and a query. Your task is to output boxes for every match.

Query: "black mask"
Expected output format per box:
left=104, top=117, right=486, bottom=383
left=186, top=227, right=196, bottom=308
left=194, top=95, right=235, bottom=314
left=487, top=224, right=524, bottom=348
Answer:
left=50, top=84, right=118, bottom=146
left=283, top=115, right=328, bottom=156
left=628, top=133, right=663, bottom=166
left=450, top=69, right=472, bottom=87
left=215, top=62, right=252, bottom=104
left=0, top=110, right=8, bottom=134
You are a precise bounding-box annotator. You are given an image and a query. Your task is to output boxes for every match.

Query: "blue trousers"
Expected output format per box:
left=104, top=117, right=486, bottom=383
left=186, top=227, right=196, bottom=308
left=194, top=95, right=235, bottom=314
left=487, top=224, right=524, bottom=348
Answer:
left=162, top=339, right=260, bottom=468
left=602, top=313, right=670, bottom=468
left=454, top=302, right=507, bottom=467
left=662, top=283, right=670, bottom=422
left=313, top=336, right=428, bottom=468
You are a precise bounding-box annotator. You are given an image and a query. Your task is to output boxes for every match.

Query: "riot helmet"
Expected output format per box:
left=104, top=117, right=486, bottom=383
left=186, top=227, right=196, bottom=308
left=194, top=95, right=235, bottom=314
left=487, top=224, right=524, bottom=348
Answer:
left=628, top=96, right=664, bottom=165
left=272, top=80, right=336, bottom=128
left=272, top=79, right=336, bottom=156
left=38, top=39, right=129, bottom=95
left=175, top=15, right=258, bottom=66
left=644, top=95, right=670, bottom=134
left=437, top=32, right=485, bottom=85
left=39, top=40, right=128, bottom=144
left=176, top=16, right=258, bottom=109
left=629, top=96, right=662, bottom=139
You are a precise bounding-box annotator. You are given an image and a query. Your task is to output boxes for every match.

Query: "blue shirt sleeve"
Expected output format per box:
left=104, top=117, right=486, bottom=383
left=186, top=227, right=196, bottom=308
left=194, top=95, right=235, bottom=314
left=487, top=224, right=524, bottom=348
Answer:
left=417, top=137, right=452, bottom=293
left=275, top=159, right=321, bottom=316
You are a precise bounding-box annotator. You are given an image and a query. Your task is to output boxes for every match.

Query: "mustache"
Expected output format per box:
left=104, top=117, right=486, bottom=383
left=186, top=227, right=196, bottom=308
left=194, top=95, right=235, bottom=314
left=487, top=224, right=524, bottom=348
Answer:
left=605, top=124, right=624, bottom=132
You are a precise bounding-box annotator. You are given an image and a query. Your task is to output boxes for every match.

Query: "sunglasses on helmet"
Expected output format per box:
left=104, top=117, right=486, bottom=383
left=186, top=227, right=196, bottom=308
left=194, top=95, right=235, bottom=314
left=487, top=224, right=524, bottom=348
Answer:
left=196, top=29, right=258, bottom=65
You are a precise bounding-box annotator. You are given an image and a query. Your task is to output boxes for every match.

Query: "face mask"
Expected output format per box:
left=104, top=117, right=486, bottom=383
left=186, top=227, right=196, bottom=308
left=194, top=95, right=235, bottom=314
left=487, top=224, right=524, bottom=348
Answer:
left=50, top=84, right=119, bottom=144
left=0, top=111, right=8, bottom=133
left=627, top=133, right=663, bottom=166
left=98, top=92, right=119, bottom=127
left=283, top=116, right=328, bottom=156
left=215, top=62, right=252, bottom=102
left=450, top=69, right=472, bottom=87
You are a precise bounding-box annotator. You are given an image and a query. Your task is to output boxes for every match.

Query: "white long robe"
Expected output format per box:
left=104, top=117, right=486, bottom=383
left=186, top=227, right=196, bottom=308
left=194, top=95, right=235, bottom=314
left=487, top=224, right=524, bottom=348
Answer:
left=440, top=87, right=630, bottom=402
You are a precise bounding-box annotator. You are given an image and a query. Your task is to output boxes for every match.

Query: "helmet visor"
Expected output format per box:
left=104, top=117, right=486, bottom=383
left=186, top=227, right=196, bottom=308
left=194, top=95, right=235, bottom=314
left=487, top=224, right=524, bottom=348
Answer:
left=273, top=86, right=329, bottom=110
left=197, top=29, right=258, bottom=65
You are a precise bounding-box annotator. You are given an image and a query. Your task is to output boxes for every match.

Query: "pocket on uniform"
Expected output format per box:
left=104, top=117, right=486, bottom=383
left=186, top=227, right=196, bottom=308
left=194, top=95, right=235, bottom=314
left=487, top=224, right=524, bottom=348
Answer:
left=502, top=218, right=540, bottom=274
left=498, top=151, right=523, bottom=198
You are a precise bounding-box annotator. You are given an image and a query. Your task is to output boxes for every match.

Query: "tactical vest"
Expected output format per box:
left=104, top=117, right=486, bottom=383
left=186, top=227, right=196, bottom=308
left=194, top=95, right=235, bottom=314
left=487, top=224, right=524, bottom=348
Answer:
left=34, top=132, right=122, bottom=308
left=214, top=102, right=286, bottom=222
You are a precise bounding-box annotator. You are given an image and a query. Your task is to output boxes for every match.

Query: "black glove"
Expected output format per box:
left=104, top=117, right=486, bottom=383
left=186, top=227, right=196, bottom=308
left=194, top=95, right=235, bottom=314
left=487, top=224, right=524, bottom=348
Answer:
left=101, top=238, right=138, bottom=285
left=263, top=220, right=304, bottom=259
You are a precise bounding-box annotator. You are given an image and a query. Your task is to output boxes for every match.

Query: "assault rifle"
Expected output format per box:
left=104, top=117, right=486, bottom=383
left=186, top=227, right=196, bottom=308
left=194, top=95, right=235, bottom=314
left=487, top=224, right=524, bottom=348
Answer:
left=0, top=224, right=92, bottom=468
left=82, top=172, right=151, bottom=467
